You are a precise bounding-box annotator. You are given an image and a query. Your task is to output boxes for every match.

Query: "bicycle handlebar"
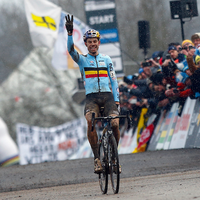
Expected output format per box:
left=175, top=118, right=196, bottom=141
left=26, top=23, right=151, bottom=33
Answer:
left=94, top=115, right=127, bottom=120
left=91, top=111, right=132, bottom=132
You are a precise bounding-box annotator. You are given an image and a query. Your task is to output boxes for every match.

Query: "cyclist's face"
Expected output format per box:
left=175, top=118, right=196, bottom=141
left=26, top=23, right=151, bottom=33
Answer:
left=85, top=38, right=100, bottom=55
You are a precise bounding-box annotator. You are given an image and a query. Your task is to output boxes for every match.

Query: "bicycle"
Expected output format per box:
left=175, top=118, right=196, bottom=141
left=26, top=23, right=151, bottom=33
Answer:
left=91, top=108, right=130, bottom=194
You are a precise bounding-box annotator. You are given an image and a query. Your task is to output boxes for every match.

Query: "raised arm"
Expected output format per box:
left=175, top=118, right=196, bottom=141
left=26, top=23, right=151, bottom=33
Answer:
left=65, top=14, right=80, bottom=64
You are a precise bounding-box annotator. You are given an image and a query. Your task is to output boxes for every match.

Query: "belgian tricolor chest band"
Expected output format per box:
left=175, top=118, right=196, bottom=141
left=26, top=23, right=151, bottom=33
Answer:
left=84, top=67, right=108, bottom=78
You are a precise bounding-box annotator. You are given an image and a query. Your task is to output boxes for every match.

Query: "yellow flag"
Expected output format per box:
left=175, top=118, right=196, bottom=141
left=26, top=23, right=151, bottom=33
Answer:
left=24, top=0, right=61, bottom=49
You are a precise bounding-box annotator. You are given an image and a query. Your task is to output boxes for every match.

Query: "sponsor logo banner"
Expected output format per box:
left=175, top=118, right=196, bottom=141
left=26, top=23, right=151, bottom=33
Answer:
left=169, top=98, right=196, bottom=149
left=16, top=118, right=87, bottom=165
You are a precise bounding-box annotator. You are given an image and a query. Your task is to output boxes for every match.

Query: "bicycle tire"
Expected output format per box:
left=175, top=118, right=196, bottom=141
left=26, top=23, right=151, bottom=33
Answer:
left=98, top=138, right=108, bottom=194
left=109, top=134, right=120, bottom=194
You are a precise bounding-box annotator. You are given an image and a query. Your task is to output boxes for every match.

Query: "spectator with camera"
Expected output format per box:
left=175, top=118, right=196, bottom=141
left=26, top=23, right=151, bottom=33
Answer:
left=120, top=67, right=165, bottom=129
left=161, top=42, right=182, bottom=64
left=179, top=40, right=196, bottom=77
left=168, top=45, right=185, bottom=63
left=169, top=66, right=200, bottom=100
left=181, top=40, right=195, bottom=56
left=119, top=71, right=151, bottom=134
left=127, top=64, right=169, bottom=111
left=122, top=69, right=153, bottom=101
left=168, top=42, right=182, bottom=53
left=161, top=46, right=179, bottom=88
left=125, top=70, right=170, bottom=115
left=162, top=44, right=194, bottom=88
left=164, top=42, right=199, bottom=111
left=164, top=71, right=194, bottom=116
left=165, top=72, right=194, bottom=99
left=162, top=46, right=189, bottom=99
left=167, top=45, right=187, bottom=70
left=149, top=46, right=186, bottom=113
left=141, top=54, right=162, bottom=77
left=120, top=67, right=154, bottom=111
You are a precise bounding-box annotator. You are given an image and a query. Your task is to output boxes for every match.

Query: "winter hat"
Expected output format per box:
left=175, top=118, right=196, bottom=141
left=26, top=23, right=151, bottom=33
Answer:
left=168, top=46, right=177, bottom=52
left=132, top=73, right=139, bottom=81
left=152, top=51, right=160, bottom=59
left=176, top=72, right=189, bottom=84
left=126, top=75, right=133, bottom=80
left=150, top=73, right=165, bottom=85
left=123, top=75, right=133, bottom=85
left=195, top=55, right=200, bottom=65
left=182, top=39, right=194, bottom=47
left=138, top=68, right=144, bottom=74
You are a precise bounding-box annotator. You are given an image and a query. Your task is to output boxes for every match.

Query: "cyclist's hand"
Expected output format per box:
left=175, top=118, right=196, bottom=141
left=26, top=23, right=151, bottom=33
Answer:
left=65, top=14, right=73, bottom=34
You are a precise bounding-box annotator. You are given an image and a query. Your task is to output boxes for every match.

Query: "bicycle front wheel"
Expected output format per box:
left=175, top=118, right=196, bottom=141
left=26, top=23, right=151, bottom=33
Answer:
left=109, top=134, right=120, bottom=194
left=98, top=138, right=108, bottom=194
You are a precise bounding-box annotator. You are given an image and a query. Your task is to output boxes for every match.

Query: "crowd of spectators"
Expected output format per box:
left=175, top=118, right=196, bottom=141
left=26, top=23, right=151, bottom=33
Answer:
left=119, top=33, right=200, bottom=133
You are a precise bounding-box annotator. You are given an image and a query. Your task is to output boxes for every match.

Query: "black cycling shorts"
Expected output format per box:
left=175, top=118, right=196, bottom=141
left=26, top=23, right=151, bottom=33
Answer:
left=84, top=92, right=119, bottom=116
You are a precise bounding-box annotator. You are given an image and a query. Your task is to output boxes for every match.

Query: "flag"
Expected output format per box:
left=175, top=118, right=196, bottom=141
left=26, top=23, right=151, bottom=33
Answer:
left=132, top=108, right=148, bottom=153
left=136, top=113, right=160, bottom=152
left=24, top=0, right=61, bottom=49
left=137, top=123, right=155, bottom=150
left=51, top=11, right=90, bottom=70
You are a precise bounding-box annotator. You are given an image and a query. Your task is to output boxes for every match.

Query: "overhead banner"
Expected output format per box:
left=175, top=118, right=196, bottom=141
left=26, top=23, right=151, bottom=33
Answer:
left=84, top=0, right=123, bottom=75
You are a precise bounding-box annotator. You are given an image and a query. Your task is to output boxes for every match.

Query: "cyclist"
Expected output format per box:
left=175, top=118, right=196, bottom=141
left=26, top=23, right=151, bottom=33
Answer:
left=65, top=14, right=121, bottom=174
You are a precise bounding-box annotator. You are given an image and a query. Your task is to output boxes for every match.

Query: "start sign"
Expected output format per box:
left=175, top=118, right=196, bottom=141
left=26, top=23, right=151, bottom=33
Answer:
left=89, top=14, right=115, bottom=25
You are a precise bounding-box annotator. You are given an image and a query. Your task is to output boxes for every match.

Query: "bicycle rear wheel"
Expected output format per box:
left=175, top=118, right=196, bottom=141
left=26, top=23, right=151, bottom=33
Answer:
left=98, top=138, right=108, bottom=194
left=109, top=134, right=120, bottom=194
